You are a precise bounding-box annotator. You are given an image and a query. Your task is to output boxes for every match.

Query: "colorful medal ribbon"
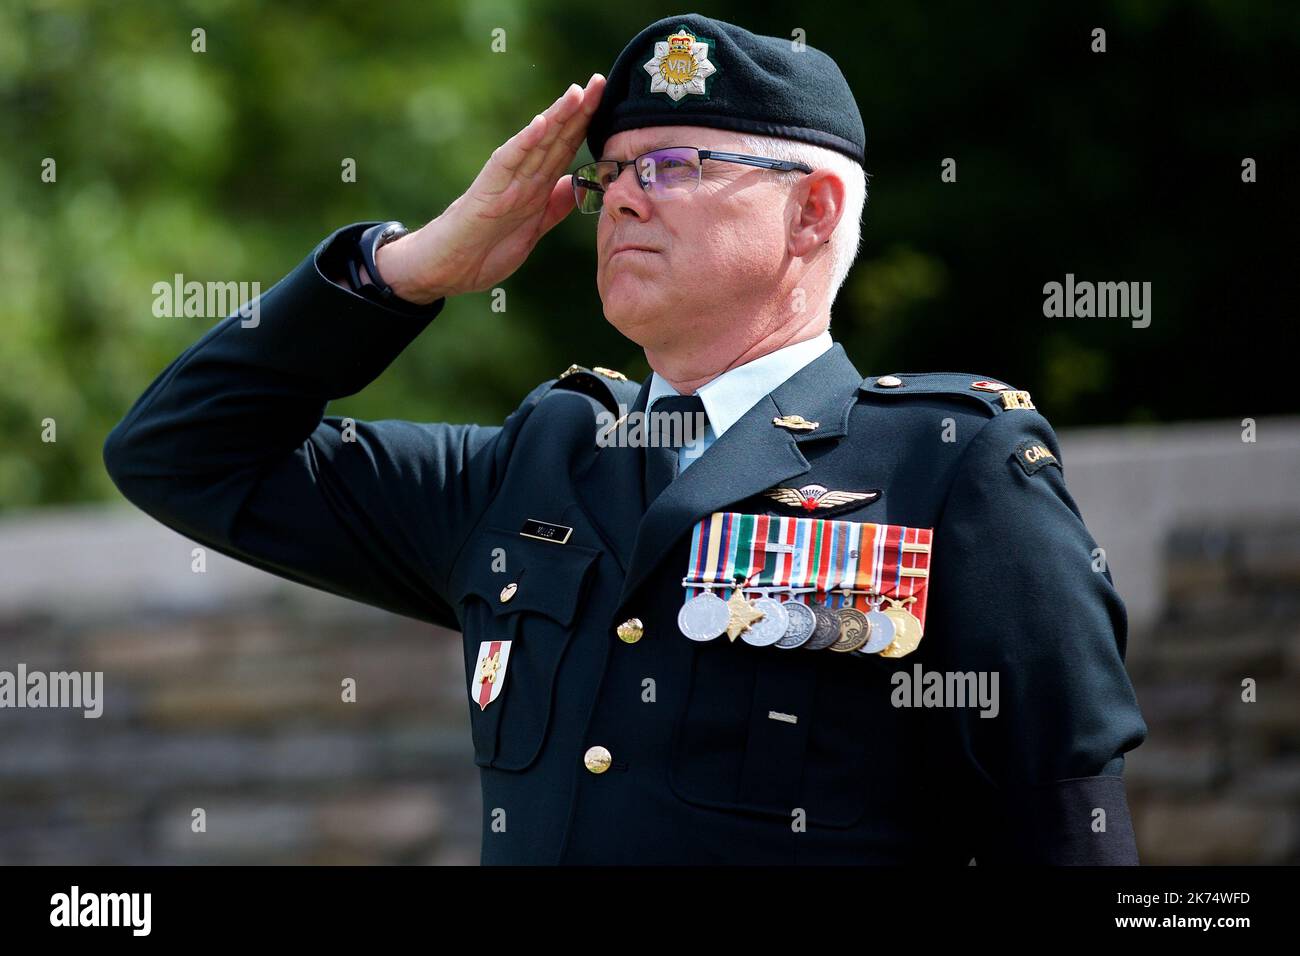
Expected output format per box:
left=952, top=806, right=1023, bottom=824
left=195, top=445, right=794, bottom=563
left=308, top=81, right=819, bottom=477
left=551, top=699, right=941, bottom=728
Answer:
left=684, top=512, right=933, bottom=632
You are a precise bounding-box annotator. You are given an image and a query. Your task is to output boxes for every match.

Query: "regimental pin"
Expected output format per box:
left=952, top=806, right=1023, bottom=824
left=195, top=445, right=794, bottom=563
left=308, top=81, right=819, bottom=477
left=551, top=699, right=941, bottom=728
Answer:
left=1000, top=390, right=1036, bottom=410
left=772, top=414, right=820, bottom=432
left=593, top=366, right=628, bottom=381
left=970, top=380, right=1009, bottom=392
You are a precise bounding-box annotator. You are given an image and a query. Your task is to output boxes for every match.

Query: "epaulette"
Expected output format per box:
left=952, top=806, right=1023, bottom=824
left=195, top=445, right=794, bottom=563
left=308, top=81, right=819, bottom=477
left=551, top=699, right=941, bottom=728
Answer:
left=547, top=364, right=641, bottom=418
left=859, top=372, right=1037, bottom=416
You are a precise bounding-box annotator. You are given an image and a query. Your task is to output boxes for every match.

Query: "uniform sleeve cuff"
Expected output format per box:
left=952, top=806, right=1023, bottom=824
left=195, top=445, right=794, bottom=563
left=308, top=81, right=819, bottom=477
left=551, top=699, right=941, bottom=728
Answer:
left=315, top=220, right=447, bottom=318
left=984, top=774, right=1141, bottom=865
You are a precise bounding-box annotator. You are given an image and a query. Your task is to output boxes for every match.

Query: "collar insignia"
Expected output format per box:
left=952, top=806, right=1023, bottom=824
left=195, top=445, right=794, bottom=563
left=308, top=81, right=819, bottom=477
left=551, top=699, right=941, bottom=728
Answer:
left=772, top=414, right=819, bottom=432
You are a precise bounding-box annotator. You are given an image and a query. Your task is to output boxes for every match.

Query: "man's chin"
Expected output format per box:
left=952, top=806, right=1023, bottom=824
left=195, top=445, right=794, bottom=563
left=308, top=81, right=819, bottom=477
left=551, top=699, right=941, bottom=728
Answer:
left=600, top=301, right=663, bottom=347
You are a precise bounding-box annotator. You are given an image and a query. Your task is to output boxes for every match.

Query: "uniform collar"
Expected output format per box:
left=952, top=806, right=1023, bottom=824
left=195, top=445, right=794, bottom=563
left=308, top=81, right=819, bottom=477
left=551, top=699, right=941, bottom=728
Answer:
left=611, top=339, right=863, bottom=605
left=645, top=330, right=834, bottom=438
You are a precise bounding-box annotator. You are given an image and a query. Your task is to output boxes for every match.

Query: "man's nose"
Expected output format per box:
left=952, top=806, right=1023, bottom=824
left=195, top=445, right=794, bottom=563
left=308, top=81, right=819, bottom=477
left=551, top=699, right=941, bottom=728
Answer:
left=603, top=164, right=651, bottom=222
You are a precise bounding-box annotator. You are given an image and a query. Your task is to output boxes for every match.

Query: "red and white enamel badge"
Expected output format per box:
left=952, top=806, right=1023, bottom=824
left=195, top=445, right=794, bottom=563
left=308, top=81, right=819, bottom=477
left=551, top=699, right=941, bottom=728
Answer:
left=471, top=640, right=512, bottom=711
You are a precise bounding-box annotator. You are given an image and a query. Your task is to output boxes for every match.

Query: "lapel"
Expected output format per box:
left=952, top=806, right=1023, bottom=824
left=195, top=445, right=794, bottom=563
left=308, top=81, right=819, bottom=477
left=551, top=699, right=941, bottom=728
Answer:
left=572, top=375, right=654, bottom=574
left=612, top=342, right=865, bottom=609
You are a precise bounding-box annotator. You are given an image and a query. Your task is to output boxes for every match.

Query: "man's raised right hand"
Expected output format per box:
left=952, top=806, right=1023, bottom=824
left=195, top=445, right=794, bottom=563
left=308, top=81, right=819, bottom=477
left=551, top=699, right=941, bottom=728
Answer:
left=373, top=73, right=606, bottom=305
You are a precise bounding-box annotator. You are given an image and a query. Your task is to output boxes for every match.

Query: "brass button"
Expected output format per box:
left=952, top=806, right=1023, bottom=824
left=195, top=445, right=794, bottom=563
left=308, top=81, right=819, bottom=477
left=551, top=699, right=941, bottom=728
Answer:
left=499, top=582, right=518, bottom=603
left=875, top=375, right=903, bottom=388
left=615, top=617, right=644, bottom=643
left=583, top=745, right=612, bottom=774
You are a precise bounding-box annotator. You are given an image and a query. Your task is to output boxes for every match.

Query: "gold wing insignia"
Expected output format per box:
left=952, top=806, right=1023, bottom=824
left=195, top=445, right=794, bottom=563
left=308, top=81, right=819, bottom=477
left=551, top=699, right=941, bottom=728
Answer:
left=763, top=487, right=809, bottom=507
left=815, top=490, right=879, bottom=508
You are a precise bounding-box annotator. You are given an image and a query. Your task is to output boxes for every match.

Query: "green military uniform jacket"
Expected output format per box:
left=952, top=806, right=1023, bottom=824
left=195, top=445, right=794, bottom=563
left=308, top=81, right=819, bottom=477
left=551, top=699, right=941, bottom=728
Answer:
left=104, top=222, right=1148, bottom=864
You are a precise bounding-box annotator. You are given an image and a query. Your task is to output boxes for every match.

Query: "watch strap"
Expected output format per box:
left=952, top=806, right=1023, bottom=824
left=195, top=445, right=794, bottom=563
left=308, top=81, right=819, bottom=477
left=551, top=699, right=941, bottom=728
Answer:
left=358, top=221, right=409, bottom=300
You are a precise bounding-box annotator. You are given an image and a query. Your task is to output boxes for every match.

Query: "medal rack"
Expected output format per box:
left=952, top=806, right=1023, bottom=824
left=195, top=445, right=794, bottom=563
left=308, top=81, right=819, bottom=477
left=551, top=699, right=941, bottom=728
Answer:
left=677, top=512, right=933, bottom=657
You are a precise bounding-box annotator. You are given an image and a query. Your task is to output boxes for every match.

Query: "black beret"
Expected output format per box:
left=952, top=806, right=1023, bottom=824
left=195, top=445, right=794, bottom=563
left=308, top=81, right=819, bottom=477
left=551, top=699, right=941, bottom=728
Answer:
left=587, top=13, right=865, bottom=167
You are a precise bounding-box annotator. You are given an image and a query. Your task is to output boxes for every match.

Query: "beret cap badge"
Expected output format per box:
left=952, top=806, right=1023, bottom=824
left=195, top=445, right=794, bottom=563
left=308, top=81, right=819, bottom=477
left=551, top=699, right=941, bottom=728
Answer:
left=587, top=15, right=866, bottom=168
left=643, top=26, right=718, bottom=102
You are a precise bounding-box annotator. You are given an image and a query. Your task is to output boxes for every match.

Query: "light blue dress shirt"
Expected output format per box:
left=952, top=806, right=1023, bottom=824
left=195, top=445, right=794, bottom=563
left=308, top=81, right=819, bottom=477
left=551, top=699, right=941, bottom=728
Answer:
left=645, top=330, right=834, bottom=473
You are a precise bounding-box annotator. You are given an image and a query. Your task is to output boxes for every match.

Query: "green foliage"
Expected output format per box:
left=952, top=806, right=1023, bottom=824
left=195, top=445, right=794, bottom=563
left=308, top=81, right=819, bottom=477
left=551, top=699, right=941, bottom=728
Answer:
left=2, top=1, right=1294, bottom=508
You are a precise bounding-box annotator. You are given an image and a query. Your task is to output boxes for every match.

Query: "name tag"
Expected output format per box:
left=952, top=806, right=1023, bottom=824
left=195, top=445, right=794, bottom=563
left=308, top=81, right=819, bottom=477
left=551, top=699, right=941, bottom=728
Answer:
left=519, top=518, right=573, bottom=544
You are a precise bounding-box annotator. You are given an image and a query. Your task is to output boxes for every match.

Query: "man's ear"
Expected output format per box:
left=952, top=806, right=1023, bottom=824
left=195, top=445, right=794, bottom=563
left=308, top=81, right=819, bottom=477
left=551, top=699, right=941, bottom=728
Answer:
left=789, top=169, right=845, bottom=257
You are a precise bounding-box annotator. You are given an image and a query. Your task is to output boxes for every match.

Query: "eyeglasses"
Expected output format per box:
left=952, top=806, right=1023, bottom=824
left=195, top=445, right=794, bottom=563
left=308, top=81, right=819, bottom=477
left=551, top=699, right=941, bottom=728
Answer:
left=571, top=146, right=813, bottom=214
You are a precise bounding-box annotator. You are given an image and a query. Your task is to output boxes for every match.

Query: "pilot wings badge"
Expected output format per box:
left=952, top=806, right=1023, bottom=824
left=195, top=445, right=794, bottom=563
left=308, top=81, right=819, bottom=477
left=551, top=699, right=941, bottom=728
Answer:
left=763, top=483, right=881, bottom=517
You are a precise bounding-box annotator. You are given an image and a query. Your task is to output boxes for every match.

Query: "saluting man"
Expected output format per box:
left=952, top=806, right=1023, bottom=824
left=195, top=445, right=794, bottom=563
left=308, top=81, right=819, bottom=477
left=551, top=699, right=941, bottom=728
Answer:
left=104, top=14, right=1147, bottom=864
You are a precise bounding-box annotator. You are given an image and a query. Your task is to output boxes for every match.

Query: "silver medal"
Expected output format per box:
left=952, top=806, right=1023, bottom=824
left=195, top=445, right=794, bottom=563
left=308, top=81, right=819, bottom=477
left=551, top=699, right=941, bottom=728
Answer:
left=775, top=599, right=816, bottom=649
left=856, top=609, right=897, bottom=654
left=742, top=597, right=790, bottom=646
left=677, top=590, right=729, bottom=641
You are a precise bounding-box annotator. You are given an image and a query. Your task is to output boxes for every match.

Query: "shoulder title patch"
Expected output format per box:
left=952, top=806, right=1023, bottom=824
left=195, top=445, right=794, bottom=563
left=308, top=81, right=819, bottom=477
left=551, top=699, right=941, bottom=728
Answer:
left=1013, top=439, right=1060, bottom=476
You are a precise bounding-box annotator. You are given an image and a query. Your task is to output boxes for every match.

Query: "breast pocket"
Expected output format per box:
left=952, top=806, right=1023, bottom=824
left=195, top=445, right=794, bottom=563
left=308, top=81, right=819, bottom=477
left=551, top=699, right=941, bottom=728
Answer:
left=668, top=641, right=901, bottom=829
left=456, top=527, right=600, bottom=771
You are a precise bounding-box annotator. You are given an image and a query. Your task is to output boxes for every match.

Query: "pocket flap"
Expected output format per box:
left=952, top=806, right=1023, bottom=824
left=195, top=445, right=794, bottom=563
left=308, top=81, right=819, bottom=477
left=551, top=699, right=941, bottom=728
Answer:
left=458, top=526, right=600, bottom=627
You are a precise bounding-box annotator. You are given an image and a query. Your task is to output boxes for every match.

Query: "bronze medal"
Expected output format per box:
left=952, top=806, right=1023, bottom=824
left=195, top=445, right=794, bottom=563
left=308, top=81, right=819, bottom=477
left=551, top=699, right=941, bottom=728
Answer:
left=831, top=606, right=870, bottom=652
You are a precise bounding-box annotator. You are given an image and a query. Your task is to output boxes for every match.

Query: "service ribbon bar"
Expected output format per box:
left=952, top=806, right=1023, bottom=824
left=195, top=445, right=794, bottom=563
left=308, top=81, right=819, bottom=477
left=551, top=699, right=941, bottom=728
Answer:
left=683, top=512, right=934, bottom=631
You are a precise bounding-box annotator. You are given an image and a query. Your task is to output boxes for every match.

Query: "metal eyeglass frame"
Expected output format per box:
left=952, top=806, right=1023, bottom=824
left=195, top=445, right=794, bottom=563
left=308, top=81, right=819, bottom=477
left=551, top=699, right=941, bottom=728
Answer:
left=571, top=146, right=814, bottom=213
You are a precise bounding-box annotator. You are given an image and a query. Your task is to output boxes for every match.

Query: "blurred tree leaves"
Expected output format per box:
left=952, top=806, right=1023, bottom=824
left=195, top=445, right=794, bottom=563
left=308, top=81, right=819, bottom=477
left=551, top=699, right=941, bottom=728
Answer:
left=1, top=0, right=1294, bottom=509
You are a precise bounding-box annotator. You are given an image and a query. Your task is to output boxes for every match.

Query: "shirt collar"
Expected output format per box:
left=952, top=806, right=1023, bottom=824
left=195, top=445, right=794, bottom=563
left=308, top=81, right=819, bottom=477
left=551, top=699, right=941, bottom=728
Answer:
left=646, top=330, right=834, bottom=438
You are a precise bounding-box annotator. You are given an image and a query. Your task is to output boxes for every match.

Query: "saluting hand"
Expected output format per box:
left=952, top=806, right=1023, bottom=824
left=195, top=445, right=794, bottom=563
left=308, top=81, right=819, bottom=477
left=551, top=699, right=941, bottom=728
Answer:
left=375, top=74, right=606, bottom=304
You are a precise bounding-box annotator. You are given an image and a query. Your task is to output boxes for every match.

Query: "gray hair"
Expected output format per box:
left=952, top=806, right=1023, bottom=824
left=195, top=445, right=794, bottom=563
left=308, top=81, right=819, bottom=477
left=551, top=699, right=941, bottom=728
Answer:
left=732, top=132, right=868, bottom=315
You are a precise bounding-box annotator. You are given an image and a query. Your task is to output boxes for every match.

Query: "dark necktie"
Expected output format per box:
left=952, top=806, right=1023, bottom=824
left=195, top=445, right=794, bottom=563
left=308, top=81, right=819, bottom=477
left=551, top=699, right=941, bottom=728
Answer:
left=643, top=394, right=708, bottom=506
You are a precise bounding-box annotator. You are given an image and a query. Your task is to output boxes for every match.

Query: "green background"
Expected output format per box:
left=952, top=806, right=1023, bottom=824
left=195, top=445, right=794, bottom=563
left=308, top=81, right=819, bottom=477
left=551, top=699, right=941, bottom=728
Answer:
left=2, top=0, right=1294, bottom=508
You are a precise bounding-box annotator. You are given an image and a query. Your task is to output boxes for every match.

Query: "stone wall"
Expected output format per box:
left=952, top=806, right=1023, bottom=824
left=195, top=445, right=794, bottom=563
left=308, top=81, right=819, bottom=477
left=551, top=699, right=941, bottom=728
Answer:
left=1, top=417, right=1297, bottom=864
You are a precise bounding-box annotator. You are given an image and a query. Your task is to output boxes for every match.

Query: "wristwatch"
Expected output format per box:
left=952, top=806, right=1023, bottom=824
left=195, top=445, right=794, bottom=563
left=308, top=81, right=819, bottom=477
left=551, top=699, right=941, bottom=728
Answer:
left=351, top=221, right=410, bottom=301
